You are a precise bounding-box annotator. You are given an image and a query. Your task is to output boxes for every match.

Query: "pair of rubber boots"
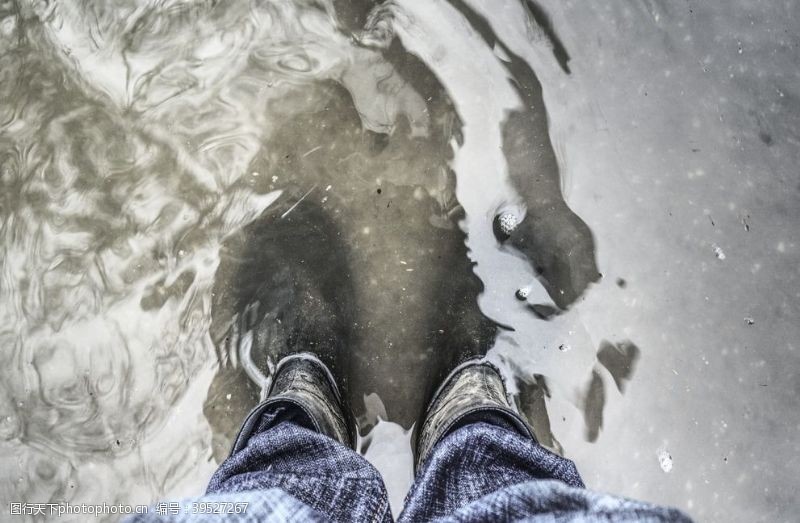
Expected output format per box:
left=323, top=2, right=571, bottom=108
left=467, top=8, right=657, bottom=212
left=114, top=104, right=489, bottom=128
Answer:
left=230, top=352, right=534, bottom=471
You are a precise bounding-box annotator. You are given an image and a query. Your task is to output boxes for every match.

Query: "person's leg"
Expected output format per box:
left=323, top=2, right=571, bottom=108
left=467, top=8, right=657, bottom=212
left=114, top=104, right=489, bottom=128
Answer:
left=127, top=355, right=391, bottom=523
left=199, top=195, right=393, bottom=521
left=400, top=362, right=691, bottom=522
left=205, top=390, right=391, bottom=522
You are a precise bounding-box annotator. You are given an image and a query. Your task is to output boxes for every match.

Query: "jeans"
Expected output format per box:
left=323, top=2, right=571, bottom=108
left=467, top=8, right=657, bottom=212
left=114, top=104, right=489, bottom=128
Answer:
left=128, top=404, right=691, bottom=522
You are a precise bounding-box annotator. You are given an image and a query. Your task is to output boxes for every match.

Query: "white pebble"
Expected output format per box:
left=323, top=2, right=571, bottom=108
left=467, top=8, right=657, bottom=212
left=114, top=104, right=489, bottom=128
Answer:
left=498, top=212, right=518, bottom=236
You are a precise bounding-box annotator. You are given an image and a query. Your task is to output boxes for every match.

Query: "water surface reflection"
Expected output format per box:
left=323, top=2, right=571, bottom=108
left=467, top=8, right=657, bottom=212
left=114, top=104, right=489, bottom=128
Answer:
left=0, top=0, right=599, bottom=507
left=4, top=0, right=795, bottom=520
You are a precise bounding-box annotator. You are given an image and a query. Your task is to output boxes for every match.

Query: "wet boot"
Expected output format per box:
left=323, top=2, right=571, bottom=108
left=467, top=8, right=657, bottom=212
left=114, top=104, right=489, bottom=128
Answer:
left=415, top=360, right=535, bottom=471
left=230, top=353, right=356, bottom=454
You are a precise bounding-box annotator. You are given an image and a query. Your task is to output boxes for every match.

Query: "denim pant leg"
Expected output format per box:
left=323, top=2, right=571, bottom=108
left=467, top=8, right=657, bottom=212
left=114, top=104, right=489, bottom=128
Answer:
left=206, top=404, right=392, bottom=523
left=399, top=420, right=692, bottom=522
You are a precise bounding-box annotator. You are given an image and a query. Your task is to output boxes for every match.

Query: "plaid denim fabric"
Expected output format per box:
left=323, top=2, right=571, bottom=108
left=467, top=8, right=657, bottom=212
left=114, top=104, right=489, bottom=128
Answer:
left=126, top=489, right=325, bottom=523
left=206, top=414, right=392, bottom=523
left=129, top=409, right=691, bottom=522
left=399, top=421, right=692, bottom=522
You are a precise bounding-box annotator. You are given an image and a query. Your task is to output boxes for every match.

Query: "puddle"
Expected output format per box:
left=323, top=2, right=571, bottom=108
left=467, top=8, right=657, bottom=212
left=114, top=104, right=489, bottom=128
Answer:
left=1, top=0, right=799, bottom=521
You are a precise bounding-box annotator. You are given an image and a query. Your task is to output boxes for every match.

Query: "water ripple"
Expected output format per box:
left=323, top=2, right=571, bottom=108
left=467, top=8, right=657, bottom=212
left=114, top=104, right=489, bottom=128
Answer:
left=0, top=0, right=607, bottom=516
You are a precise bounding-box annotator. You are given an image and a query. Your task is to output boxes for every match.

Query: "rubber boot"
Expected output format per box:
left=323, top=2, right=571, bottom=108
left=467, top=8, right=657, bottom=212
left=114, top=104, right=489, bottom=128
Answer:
left=415, top=360, right=535, bottom=471
left=230, top=353, right=356, bottom=455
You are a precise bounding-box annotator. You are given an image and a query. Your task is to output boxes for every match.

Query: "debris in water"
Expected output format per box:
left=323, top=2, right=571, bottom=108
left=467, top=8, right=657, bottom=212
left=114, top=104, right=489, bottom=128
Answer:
left=658, top=449, right=673, bottom=472
left=280, top=185, right=316, bottom=219
left=302, top=145, right=322, bottom=157
left=712, top=244, right=726, bottom=260
left=744, top=317, right=755, bottom=325
left=493, top=211, right=518, bottom=240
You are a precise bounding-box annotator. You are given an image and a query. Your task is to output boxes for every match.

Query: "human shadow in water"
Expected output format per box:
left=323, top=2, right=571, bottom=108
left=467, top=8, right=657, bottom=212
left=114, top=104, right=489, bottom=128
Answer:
left=204, top=81, right=496, bottom=459
left=204, top=0, right=600, bottom=459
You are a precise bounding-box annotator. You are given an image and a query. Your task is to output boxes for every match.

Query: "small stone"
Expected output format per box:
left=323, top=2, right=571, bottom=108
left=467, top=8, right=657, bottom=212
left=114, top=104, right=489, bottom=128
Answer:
left=558, top=344, right=571, bottom=352
left=515, top=287, right=530, bottom=300
left=493, top=212, right=519, bottom=240
left=498, top=212, right=518, bottom=235
left=713, top=244, right=726, bottom=260
left=744, top=317, right=755, bottom=325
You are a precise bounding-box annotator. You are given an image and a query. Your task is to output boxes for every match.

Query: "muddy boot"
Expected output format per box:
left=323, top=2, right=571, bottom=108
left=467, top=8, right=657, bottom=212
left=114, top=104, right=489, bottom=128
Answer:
left=230, top=353, right=356, bottom=454
left=414, top=360, right=535, bottom=471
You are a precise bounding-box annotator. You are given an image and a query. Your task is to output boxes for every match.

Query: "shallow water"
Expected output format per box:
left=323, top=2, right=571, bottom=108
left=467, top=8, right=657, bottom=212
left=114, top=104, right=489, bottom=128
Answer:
left=1, top=0, right=799, bottom=521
